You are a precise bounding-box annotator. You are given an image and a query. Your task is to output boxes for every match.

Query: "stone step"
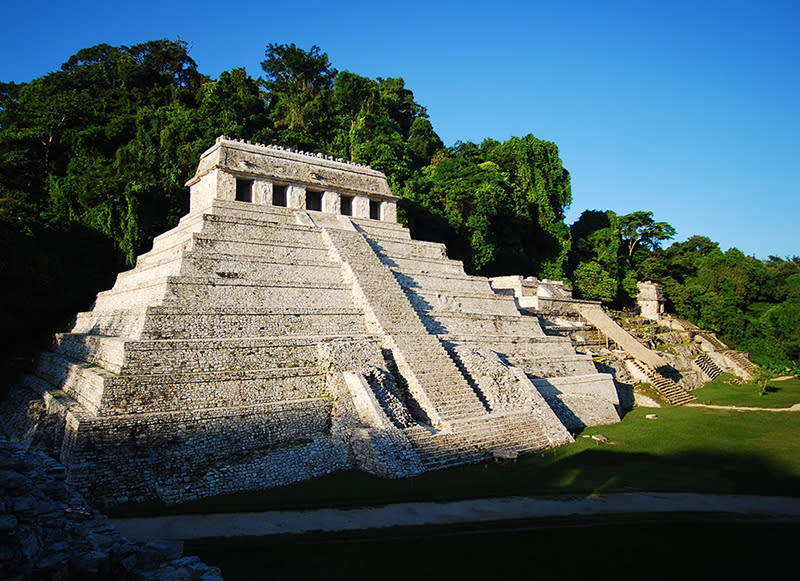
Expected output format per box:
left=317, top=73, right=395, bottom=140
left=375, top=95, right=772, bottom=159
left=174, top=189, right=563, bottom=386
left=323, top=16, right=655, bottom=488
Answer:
left=420, top=313, right=547, bottom=338
left=53, top=334, right=128, bottom=374
left=93, top=281, right=170, bottom=311
left=351, top=218, right=412, bottom=240
left=403, top=412, right=553, bottom=468
left=34, top=352, right=111, bottom=414
left=392, top=270, right=496, bottom=294
left=724, top=350, right=757, bottom=374
left=198, top=219, right=324, bottom=249
left=146, top=211, right=207, bottom=255
left=98, top=366, right=331, bottom=415
left=380, top=255, right=466, bottom=276
left=404, top=289, right=521, bottom=317
left=159, top=277, right=354, bottom=310
left=55, top=333, right=375, bottom=375
left=364, top=237, right=449, bottom=261
left=113, top=257, right=185, bottom=292
left=191, top=236, right=331, bottom=263
left=139, top=307, right=367, bottom=340
left=134, top=236, right=195, bottom=272
left=630, top=359, right=696, bottom=406
left=694, top=353, right=723, bottom=379
left=441, top=333, right=570, bottom=346
left=206, top=199, right=300, bottom=225
left=71, top=308, right=150, bottom=339
left=177, top=253, right=344, bottom=285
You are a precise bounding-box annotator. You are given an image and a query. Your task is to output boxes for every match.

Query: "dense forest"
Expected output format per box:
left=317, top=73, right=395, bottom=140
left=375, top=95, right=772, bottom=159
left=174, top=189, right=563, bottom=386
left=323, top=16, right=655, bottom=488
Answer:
left=0, top=39, right=797, bottom=388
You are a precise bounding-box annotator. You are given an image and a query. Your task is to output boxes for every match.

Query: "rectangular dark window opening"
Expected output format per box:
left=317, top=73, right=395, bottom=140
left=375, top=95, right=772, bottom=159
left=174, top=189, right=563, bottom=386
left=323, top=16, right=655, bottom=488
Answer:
left=340, top=195, right=353, bottom=216
left=272, top=184, right=287, bottom=207
left=306, top=189, right=323, bottom=212
left=369, top=199, right=382, bottom=220
left=235, top=178, right=253, bottom=202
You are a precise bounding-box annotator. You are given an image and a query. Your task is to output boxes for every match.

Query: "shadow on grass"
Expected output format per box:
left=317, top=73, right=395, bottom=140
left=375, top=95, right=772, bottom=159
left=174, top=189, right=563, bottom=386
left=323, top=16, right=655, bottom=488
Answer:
left=108, top=448, right=800, bottom=518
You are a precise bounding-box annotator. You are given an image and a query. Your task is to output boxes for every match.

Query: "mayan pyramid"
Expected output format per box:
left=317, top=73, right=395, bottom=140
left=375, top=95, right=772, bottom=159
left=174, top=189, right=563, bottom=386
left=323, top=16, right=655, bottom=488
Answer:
left=20, top=137, right=620, bottom=505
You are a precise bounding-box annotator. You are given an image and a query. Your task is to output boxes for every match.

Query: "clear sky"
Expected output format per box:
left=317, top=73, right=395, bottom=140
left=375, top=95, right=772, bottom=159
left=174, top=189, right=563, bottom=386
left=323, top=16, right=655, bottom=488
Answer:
left=2, top=0, right=797, bottom=259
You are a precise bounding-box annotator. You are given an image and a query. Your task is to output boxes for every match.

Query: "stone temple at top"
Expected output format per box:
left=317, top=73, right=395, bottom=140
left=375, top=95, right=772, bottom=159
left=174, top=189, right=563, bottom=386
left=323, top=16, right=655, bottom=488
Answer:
left=21, top=136, right=620, bottom=505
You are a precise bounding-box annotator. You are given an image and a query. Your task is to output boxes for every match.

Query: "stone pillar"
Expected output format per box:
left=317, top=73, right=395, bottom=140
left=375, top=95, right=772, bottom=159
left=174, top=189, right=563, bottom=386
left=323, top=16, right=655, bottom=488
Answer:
left=382, top=200, right=397, bottom=223
left=252, top=179, right=270, bottom=205
left=637, top=281, right=665, bottom=321
left=216, top=172, right=236, bottom=202
left=322, top=190, right=340, bottom=215
left=352, top=195, right=370, bottom=219
left=287, top=185, right=306, bottom=210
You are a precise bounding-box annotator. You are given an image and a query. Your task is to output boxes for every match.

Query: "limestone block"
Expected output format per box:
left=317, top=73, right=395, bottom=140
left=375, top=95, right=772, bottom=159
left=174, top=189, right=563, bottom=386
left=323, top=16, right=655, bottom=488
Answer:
left=532, top=374, right=620, bottom=407
left=61, top=399, right=334, bottom=502
left=99, top=369, right=330, bottom=414
left=393, top=271, right=494, bottom=295
left=53, top=334, right=128, bottom=374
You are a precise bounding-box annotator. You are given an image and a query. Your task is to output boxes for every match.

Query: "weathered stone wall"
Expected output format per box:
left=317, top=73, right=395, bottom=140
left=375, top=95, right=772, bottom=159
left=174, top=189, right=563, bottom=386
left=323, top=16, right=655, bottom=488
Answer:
left=61, top=399, right=334, bottom=504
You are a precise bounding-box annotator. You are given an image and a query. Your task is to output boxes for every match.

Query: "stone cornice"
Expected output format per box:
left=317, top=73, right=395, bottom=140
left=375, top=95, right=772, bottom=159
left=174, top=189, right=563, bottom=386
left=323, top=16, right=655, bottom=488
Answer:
left=186, top=136, right=397, bottom=199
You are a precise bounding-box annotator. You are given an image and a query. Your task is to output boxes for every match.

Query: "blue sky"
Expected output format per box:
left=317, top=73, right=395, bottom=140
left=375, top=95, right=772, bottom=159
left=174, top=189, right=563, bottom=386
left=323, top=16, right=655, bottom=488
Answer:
left=2, top=0, right=798, bottom=259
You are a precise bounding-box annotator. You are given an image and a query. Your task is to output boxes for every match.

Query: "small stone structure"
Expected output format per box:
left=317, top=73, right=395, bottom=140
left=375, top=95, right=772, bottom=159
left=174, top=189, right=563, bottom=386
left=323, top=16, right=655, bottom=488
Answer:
left=489, top=276, right=572, bottom=312
left=636, top=281, right=666, bottom=321
left=492, top=275, right=756, bottom=405
left=6, top=137, right=619, bottom=506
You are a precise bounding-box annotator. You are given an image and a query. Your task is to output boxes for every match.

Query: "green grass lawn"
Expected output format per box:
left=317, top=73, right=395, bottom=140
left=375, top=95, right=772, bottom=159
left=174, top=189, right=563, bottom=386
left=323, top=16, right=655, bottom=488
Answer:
left=111, top=375, right=800, bottom=518
left=691, top=374, right=800, bottom=408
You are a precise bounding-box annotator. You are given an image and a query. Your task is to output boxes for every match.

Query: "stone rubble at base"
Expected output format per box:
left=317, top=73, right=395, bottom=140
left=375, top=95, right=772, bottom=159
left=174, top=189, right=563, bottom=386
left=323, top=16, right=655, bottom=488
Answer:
left=5, top=137, right=621, bottom=506
left=0, top=438, right=221, bottom=579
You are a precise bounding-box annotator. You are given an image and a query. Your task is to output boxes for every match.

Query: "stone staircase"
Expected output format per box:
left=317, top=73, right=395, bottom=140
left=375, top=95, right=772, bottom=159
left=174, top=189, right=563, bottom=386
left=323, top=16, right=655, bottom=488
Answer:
left=697, top=332, right=729, bottom=351
left=694, top=352, right=723, bottom=380
left=319, top=220, right=489, bottom=426
left=629, top=359, right=696, bottom=405
left=352, top=218, right=620, bottom=432
left=724, top=350, right=757, bottom=376
left=317, top=216, right=573, bottom=466
left=403, top=411, right=553, bottom=469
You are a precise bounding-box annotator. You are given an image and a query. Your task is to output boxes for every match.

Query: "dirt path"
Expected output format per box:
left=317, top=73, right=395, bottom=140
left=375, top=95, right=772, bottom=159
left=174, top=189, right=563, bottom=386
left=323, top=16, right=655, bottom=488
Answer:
left=110, top=493, right=800, bottom=541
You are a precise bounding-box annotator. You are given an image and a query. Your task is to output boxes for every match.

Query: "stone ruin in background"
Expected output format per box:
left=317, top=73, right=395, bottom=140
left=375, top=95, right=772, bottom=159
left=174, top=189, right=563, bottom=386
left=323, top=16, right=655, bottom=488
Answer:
left=491, top=276, right=757, bottom=407
left=5, top=137, right=621, bottom=506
